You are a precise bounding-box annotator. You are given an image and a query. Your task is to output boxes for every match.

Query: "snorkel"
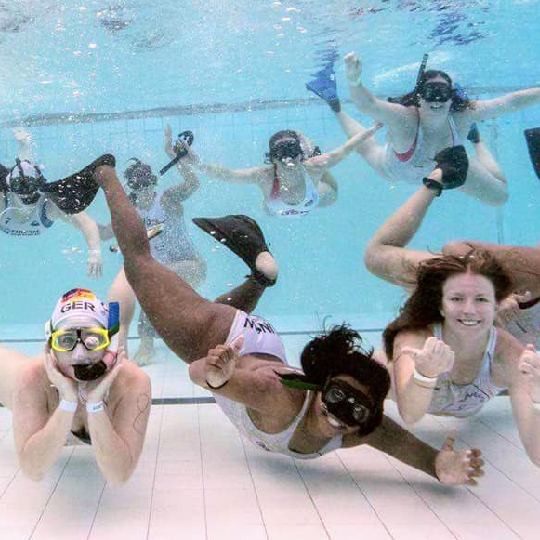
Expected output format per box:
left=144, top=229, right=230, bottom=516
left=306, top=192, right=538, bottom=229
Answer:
left=159, top=130, right=194, bottom=175
left=45, top=289, right=120, bottom=382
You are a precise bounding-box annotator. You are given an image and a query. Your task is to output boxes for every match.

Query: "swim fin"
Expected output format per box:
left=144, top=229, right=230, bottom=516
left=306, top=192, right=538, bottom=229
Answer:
left=192, top=214, right=277, bottom=286
left=306, top=61, right=340, bottom=113
left=524, top=128, right=540, bottom=180
left=467, top=123, right=480, bottom=144
left=41, top=154, right=116, bottom=214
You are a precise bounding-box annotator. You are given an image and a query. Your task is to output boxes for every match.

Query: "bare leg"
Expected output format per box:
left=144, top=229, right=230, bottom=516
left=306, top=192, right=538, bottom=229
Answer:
left=94, top=166, right=236, bottom=363
left=364, top=172, right=441, bottom=287
left=215, top=275, right=267, bottom=313
left=459, top=156, right=508, bottom=206
left=472, top=141, right=506, bottom=183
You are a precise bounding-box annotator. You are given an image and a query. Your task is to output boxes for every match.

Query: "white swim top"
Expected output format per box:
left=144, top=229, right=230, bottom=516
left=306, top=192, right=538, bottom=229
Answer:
left=136, top=190, right=197, bottom=263
left=212, top=309, right=343, bottom=458
left=427, top=324, right=506, bottom=417
left=382, top=109, right=461, bottom=184
left=264, top=165, right=320, bottom=218
left=0, top=193, right=54, bottom=236
left=504, top=296, right=540, bottom=349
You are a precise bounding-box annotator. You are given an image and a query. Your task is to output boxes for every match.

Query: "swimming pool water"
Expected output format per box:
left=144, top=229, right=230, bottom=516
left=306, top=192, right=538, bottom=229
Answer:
left=1, top=0, right=539, bottom=328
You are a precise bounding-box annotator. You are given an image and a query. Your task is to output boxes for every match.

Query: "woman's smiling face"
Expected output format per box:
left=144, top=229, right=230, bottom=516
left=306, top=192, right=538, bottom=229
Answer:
left=440, top=272, right=497, bottom=336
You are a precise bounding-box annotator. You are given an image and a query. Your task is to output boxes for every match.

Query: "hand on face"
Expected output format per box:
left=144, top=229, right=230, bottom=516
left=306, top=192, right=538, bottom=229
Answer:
left=435, top=436, right=484, bottom=486
left=44, top=347, right=78, bottom=402
left=344, top=52, right=362, bottom=85
left=84, top=347, right=125, bottom=404
left=518, top=344, right=540, bottom=403
left=402, top=336, right=455, bottom=379
left=204, top=336, right=244, bottom=389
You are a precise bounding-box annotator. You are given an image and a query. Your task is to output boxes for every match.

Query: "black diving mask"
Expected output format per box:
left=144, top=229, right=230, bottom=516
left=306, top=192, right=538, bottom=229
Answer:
left=124, top=158, right=157, bottom=191
left=271, top=138, right=304, bottom=162
left=420, top=82, right=453, bottom=103
left=322, top=379, right=376, bottom=428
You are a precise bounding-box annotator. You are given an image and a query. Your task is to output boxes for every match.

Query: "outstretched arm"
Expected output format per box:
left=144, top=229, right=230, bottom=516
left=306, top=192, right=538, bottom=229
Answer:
left=364, top=184, right=439, bottom=287
left=344, top=415, right=484, bottom=486
left=443, top=240, right=540, bottom=298
left=465, top=88, right=540, bottom=123
left=306, top=125, right=380, bottom=170
left=345, top=52, right=416, bottom=127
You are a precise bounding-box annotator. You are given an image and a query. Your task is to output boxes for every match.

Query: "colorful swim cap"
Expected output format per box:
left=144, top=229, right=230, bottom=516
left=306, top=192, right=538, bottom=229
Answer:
left=49, top=288, right=109, bottom=329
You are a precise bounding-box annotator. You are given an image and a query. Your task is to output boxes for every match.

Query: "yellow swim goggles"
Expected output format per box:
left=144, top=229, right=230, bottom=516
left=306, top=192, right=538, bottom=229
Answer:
left=50, top=327, right=110, bottom=353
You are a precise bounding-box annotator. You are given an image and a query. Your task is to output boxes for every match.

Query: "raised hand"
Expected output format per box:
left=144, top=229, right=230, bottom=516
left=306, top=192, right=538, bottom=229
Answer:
left=204, top=336, right=244, bottom=389
left=87, top=249, right=103, bottom=279
left=435, top=436, right=484, bottom=486
left=496, top=291, right=532, bottom=326
left=44, top=348, right=78, bottom=402
left=402, top=336, right=455, bottom=378
left=164, top=124, right=175, bottom=158
left=518, top=343, right=540, bottom=403
left=344, top=52, right=362, bottom=85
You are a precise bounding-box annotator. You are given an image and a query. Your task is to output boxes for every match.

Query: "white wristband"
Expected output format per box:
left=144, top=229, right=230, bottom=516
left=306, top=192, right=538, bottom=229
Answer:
left=532, top=400, right=540, bottom=411
left=59, top=399, right=78, bottom=412
left=412, top=366, right=438, bottom=389
left=86, top=401, right=104, bottom=413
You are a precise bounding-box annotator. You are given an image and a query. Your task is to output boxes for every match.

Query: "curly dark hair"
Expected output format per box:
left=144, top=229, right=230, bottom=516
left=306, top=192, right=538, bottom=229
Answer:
left=390, top=69, right=473, bottom=112
left=300, top=324, right=390, bottom=406
left=383, top=249, right=513, bottom=360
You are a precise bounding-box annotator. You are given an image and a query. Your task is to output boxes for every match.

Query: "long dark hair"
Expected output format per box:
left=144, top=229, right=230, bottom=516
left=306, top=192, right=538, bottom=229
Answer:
left=383, top=249, right=513, bottom=360
left=301, top=324, right=390, bottom=406
left=391, top=69, right=472, bottom=112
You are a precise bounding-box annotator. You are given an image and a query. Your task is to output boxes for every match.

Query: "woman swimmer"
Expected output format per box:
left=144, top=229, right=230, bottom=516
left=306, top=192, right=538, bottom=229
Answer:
left=88, top=163, right=483, bottom=486
left=181, top=127, right=378, bottom=218
left=308, top=53, right=540, bottom=206
left=102, top=125, right=206, bottom=365
left=364, top=147, right=540, bottom=351
left=0, top=128, right=105, bottom=278
left=0, top=288, right=151, bottom=484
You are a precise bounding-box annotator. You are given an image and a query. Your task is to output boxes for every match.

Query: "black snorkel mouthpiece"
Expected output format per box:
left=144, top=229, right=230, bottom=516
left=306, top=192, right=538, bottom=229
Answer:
left=73, top=361, right=108, bottom=381
left=159, top=130, right=194, bottom=176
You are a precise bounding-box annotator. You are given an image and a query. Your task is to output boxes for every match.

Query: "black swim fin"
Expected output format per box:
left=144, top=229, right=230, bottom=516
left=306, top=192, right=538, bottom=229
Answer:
left=41, top=154, right=116, bottom=214
left=192, top=214, right=276, bottom=286
left=524, top=128, right=540, bottom=180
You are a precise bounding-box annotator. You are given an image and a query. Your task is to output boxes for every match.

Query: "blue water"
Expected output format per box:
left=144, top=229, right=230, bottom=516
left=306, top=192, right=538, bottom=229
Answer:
left=1, top=0, right=539, bottom=329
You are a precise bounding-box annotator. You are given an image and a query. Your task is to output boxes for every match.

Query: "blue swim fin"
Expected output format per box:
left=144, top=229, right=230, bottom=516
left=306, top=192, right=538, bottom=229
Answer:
left=525, top=128, right=540, bottom=180
left=306, top=61, right=340, bottom=112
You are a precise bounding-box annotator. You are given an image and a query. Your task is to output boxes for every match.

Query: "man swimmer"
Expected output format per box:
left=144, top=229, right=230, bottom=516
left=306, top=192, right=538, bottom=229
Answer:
left=87, top=163, right=483, bottom=486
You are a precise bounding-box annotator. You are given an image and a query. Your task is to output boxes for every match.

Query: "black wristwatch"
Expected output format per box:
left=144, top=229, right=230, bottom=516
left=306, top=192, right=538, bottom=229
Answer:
left=422, top=177, right=442, bottom=196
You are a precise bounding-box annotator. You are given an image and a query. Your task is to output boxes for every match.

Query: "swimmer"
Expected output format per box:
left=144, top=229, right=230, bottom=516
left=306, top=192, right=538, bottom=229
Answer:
left=89, top=164, right=483, bottom=486
left=308, top=53, right=540, bottom=206
left=0, top=128, right=112, bottom=278
left=181, top=127, right=378, bottom=218
left=363, top=160, right=540, bottom=467
left=0, top=288, right=151, bottom=484
left=102, top=125, right=206, bottom=365
left=364, top=146, right=540, bottom=349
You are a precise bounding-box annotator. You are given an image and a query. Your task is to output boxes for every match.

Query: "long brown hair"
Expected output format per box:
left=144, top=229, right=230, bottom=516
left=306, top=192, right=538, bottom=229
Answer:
left=383, top=249, right=513, bottom=359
